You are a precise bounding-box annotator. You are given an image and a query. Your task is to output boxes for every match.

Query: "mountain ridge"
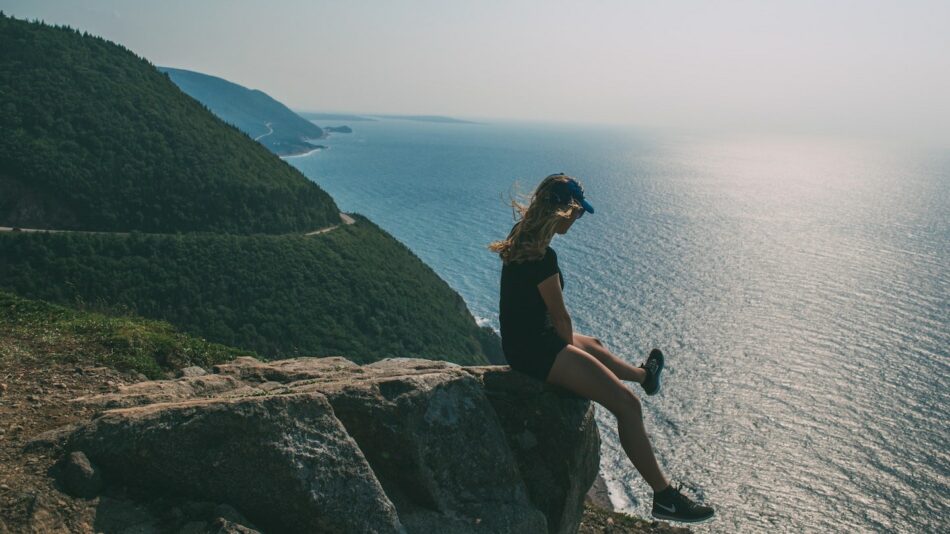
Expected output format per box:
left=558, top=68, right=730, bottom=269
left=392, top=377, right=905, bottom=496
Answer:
left=0, top=14, right=339, bottom=234
left=159, top=66, right=330, bottom=157
left=0, top=13, right=502, bottom=364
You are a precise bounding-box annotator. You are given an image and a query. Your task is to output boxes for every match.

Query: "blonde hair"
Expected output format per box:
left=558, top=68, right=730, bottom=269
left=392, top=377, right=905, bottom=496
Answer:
left=488, top=173, right=584, bottom=265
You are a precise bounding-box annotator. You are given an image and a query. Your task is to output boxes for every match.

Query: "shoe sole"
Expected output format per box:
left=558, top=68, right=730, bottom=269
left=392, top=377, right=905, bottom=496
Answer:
left=651, top=511, right=714, bottom=524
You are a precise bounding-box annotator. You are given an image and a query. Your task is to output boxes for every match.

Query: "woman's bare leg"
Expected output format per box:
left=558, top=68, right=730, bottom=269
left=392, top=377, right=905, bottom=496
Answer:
left=546, top=344, right=669, bottom=491
left=573, top=333, right=647, bottom=384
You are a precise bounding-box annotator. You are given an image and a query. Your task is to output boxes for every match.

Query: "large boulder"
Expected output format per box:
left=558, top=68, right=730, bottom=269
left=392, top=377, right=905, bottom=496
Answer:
left=63, top=393, right=403, bottom=533
left=303, top=359, right=548, bottom=533
left=470, top=366, right=601, bottom=534
left=33, top=356, right=601, bottom=534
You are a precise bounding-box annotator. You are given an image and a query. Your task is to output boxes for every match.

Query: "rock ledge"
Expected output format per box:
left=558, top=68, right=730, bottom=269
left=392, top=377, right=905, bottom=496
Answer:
left=31, top=356, right=601, bottom=534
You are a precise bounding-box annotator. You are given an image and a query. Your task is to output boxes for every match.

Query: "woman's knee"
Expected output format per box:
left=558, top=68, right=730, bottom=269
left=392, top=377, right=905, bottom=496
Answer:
left=547, top=345, right=641, bottom=418
left=599, top=384, right=641, bottom=420
left=573, top=333, right=605, bottom=351
left=614, top=389, right=642, bottom=420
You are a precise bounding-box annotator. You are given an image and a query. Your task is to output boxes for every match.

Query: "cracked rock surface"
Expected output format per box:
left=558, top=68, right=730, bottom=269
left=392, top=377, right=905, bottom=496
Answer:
left=30, top=356, right=601, bottom=534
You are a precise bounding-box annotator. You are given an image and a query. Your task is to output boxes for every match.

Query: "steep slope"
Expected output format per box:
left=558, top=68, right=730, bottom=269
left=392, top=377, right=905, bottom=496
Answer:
left=0, top=15, right=502, bottom=364
left=0, top=290, right=248, bottom=379
left=0, top=14, right=339, bottom=233
left=159, top=66, right=327, bottom=156
left=0, top=216, right=501, bottom=363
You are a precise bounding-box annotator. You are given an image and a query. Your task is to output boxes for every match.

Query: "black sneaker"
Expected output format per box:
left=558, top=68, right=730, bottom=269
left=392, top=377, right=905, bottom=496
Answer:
left=651, top=483, right=715, bottom=524
left=639, top=348, right=664, bottom=396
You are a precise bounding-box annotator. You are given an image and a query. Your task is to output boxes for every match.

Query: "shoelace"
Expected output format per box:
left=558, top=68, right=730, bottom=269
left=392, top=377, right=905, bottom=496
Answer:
left=644, top=358, right=659, bottom=378
left=669, top=483, right=704, bottom=510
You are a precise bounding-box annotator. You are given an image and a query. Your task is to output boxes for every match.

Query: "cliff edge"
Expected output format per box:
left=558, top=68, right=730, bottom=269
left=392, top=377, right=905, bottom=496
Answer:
left=5, top=355, right=687, bottom=533
left=27, top=357, right=598, bottom=533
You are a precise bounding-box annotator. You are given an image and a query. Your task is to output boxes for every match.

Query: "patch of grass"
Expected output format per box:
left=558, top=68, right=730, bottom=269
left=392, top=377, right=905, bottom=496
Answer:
left=0, top=291, right=252, bottom=378
left=579, top=502, right=687, bottom=533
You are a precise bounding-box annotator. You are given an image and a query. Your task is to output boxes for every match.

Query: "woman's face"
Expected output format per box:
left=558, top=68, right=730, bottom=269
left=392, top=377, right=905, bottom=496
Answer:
left=554, top=207, right=583, bottom=234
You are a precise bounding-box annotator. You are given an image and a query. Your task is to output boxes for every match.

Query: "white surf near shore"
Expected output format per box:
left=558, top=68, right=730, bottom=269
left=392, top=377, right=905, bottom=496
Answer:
left=280, top=146, right=323, bottom=159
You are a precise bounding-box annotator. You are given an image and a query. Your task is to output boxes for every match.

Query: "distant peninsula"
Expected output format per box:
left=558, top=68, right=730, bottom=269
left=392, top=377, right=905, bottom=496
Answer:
left=371, top=114, right=479, bottom=124
left=298, top=111, right=478, bottom=125
left=159, top=67, right=332, bottom=157
left=298, top=112, right=379, bottom=122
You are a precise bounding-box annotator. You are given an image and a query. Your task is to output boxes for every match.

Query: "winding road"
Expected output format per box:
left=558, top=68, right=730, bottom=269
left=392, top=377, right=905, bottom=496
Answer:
left=253, top=122, right=274, bottom=142
left=304, top=212, right=356, bottom=235
left=0, top=212, right=356, bottom=237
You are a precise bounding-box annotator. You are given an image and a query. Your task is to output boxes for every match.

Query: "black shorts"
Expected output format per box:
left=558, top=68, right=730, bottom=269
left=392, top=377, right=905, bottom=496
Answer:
left=502, top=329, right=569, bottom=382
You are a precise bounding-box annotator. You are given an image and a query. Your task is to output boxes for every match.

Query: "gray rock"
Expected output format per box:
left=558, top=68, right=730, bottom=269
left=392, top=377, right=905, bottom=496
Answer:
left=84, top=496, right=160, bottom=533
left=312, top=367, right=548, bottom=533
left=212, top=356, right=363, bottom=383
left=180, top=518, right=262, bottom=534
left=212, top=504, right=257, bottom=531
left=179, top=521, right=209, bottom=534
left=179, top=366, right=208, bottom=378
left=207, top=518, right=261, bottom=534
left=585, top=472, right=614, bottom=511
left=70, top=374, right=246, bottom=412
left=23, top=493, right=70, bottom=533
left=43, top=356, right=600, bottom=534
left=61, top=450, right=103, bottom=498
left=465, top=366, right=601, bottom=534
left=63, top=393, right=404, bottom=534
left=118, top=523, right=162, bottom=534
left=24, top=422, right=82, bottom=452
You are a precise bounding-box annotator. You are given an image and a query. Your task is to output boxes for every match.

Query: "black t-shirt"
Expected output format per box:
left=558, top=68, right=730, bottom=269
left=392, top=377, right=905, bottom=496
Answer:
left=499, top=246, right=564, bottom=348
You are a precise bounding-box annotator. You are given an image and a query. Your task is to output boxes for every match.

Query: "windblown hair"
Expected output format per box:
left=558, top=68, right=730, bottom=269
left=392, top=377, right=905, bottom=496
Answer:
left=488, top=173, right=584, bottom=265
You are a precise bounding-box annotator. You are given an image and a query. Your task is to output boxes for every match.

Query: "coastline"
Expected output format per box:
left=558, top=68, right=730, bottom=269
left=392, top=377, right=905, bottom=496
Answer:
left=279, top=145, right=324, bottom=159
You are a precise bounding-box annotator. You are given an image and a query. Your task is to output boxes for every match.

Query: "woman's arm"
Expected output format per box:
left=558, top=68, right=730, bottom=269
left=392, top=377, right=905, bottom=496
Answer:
left=538, top=273, right=573, bottom=345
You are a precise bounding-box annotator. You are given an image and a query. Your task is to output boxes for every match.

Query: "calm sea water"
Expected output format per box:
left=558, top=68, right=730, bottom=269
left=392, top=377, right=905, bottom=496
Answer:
left=288, top=118, right=949, bottom=532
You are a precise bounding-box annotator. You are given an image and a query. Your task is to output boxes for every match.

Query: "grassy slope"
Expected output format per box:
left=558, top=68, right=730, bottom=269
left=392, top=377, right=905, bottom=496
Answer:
left=0, top=290, right=250, bottom=379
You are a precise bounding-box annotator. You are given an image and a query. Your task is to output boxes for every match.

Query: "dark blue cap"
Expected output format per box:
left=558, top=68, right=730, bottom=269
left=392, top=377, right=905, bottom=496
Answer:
left=547, top=173, right=595, bottom=215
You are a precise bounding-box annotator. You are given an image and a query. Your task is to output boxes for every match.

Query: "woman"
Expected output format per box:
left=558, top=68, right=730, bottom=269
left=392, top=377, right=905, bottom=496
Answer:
left=488, top=173, right=715, bottom=524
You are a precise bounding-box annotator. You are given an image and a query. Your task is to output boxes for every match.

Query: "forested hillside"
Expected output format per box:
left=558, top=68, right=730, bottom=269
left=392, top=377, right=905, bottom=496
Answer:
left=0, top=14, right=503, bottom=365
left=0, top=215, right=501, bottom=364
left=160, top=67, right=327, bottom=156
left=0, top=14, right=339, bottom=233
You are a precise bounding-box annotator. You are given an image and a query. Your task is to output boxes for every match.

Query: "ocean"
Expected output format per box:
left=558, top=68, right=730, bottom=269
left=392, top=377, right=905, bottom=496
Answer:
left=287, top=117, right=949, bottom=532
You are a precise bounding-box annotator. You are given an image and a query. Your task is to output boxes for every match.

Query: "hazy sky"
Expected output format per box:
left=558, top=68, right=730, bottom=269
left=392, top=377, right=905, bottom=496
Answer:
left=3, top=0, right=948, bottom=136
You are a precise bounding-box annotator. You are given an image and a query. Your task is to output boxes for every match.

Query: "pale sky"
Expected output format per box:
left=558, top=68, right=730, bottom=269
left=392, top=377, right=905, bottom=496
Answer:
left=3, top=0, right=948, bottom=137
